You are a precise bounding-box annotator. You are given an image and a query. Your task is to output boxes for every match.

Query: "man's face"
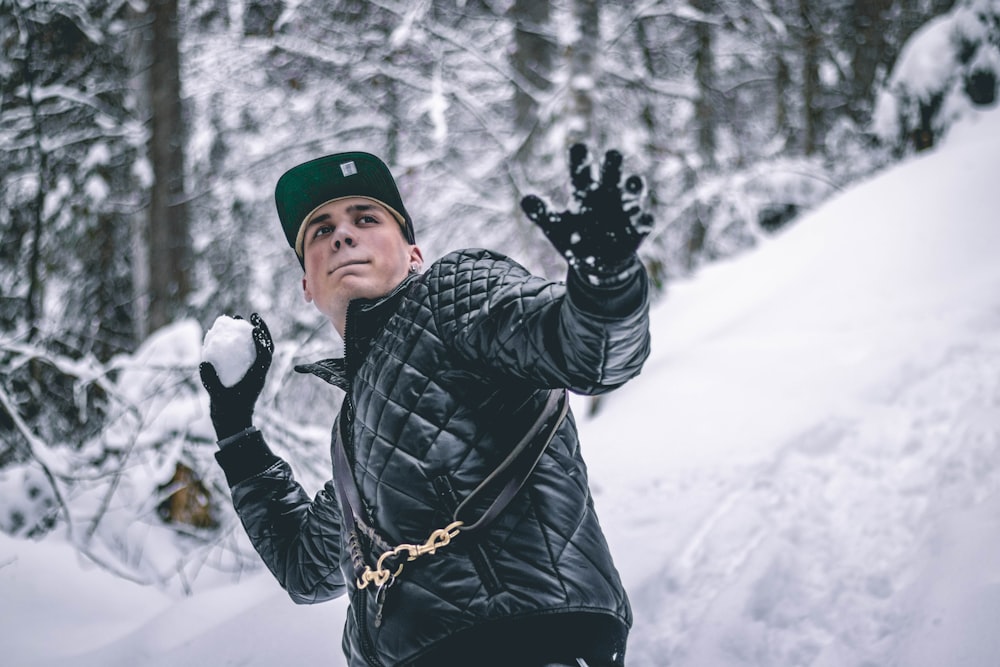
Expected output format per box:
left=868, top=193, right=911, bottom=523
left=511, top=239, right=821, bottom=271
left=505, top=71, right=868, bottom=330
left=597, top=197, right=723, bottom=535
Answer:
left=301, top=197, right=422, bottom=326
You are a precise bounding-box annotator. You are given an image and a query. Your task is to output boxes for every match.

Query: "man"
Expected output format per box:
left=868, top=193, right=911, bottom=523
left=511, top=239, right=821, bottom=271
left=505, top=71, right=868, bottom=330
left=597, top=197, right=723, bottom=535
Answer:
left=200, top=144, right=653, bottom=666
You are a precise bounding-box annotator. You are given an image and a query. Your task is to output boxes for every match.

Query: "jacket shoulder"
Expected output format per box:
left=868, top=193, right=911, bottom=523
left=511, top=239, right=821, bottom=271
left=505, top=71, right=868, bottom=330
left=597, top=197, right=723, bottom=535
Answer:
left=423, top=248, right=533, bottom=334
left=429, top=248, right=528, bottom=276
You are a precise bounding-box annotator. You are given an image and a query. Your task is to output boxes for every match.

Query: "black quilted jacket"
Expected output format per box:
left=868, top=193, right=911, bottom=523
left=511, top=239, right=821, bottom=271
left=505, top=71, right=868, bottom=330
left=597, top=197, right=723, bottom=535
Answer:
left=215, top=249, right=651, bottom=666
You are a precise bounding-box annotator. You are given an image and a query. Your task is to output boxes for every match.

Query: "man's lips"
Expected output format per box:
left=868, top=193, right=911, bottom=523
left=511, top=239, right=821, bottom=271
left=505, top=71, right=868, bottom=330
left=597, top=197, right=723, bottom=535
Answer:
left=328, top=259, right=369, bottom=275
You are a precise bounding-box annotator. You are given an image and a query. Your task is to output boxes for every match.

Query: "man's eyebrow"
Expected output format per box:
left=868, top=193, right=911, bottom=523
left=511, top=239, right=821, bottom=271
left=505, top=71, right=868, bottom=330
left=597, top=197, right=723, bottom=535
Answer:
left=305, top=203, right=383, bottom=229
left=305, top=213, right=331, bottom=230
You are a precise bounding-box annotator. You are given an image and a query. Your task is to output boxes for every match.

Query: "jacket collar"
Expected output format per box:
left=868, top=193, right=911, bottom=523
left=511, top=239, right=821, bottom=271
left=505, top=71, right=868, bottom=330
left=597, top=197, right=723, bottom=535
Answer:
left=295, top=273, right=418, bottom=390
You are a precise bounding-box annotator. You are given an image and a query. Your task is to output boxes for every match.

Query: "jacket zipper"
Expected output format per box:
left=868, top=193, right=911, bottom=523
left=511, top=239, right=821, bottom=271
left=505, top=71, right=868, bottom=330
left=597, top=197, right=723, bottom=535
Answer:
left=353, top=586, right=384, bottom=666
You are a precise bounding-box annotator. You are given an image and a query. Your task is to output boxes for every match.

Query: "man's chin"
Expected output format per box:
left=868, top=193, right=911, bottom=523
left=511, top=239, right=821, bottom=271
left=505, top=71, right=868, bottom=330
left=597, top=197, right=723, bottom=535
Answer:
left=335, top=278, right=388, bottom=301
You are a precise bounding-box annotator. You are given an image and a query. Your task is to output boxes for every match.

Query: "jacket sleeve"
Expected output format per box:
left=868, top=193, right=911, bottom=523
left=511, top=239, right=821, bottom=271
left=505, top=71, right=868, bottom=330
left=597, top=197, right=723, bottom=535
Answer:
left=215, top=429, right=346, bottom=604
left=429, top=249, right=651, bottom=395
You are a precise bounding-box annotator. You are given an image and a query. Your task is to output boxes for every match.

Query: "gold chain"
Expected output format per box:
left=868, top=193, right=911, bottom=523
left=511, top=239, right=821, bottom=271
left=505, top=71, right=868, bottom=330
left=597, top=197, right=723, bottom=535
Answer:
left=356, top=520, right=464, bottom=590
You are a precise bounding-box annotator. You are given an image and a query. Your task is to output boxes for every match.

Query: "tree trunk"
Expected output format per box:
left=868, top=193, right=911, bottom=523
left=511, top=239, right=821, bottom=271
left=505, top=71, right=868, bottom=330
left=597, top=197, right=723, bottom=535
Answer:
left=146, top=0, right=190, bottom=334
left=18, top=21, right=47, bottom=342
left=567, top=0, right=600, bottom=145
left=848, top=0, right=893, bottom=123
left=692, top=0, right=716, bottom=167
left=775, top=53, right=790, bottom=143
left=799, top=0, right=821, bottom=155
left=91, top=209, right=136, bottom=360
left=510, top=0, right=555, bottom=157
left=508, top=0, right=556, bottom=174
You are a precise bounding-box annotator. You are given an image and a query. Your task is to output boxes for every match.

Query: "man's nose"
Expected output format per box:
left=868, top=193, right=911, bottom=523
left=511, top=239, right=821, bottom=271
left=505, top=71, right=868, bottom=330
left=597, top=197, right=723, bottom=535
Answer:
left=332, top=230, right=355, bottom=250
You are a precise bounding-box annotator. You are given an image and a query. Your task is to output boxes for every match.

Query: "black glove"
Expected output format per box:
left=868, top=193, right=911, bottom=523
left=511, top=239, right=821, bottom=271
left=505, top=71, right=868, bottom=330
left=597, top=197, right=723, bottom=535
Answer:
left=521, top=143, right=654, bottom=285
left=199, top=313, right=273, bottom=441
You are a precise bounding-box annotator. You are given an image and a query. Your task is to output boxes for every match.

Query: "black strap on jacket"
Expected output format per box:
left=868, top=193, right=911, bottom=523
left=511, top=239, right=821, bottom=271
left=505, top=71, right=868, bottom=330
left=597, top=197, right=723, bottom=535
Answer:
left=333, top=388, right=569, bottom=583
left=452, top=388, right=569, bottom=533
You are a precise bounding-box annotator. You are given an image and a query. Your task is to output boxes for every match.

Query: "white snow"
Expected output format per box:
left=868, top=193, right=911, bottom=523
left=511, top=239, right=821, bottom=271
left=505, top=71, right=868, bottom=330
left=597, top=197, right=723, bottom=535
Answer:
left=887, top=13, right=957, bottom=101
left=201, top=315, right=257, bottom=387
left=3, top=106, right=1000, bottom=666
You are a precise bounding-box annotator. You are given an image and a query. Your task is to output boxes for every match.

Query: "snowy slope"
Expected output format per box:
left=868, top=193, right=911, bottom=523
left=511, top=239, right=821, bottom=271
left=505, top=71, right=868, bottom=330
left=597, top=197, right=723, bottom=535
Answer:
left=2, top=107, right=1000, bottom=667
left=579, top=105, right=1000, bottom=666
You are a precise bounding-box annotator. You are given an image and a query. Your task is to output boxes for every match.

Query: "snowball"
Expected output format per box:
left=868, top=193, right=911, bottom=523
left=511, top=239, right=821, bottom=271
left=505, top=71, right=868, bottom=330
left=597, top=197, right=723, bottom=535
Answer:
left=201, top=316, right=257, bottom=387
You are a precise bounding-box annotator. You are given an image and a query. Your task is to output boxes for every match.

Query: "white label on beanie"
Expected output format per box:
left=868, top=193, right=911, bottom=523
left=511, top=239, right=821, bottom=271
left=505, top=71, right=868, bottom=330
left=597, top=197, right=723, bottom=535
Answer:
left=340, top=161, right=357, bottom=177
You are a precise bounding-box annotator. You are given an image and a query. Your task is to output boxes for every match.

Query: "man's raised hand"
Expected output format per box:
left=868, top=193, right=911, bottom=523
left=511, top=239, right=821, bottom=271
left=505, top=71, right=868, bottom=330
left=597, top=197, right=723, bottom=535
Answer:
left=521, top=143, right=653, bottom=285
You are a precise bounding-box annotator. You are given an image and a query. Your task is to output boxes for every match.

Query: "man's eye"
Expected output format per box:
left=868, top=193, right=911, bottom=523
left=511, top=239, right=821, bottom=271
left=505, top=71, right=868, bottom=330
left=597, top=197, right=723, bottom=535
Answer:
left=314, top=225, right=333, bottom=238
left=358, top=215, right=378, bottom=225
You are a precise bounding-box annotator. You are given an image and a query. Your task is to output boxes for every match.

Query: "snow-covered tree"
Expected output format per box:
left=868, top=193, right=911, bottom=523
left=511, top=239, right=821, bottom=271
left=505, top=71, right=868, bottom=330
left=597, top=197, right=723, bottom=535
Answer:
left=1, top=0, right=975, bottom=589
left=1, top=0, right=142, bottom=499
left=0, top=0, right=140, bottom=356
left=872, top=0, right=1000, bottom=153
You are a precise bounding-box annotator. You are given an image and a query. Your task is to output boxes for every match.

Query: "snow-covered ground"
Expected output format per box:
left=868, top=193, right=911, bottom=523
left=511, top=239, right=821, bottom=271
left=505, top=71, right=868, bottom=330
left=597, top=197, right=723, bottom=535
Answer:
left=3, top=106, right=1000, bottom=666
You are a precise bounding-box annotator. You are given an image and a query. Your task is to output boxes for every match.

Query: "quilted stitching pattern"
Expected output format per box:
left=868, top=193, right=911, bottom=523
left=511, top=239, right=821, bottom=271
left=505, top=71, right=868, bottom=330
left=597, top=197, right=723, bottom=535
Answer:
left=229, top=248, right=650, bottom=666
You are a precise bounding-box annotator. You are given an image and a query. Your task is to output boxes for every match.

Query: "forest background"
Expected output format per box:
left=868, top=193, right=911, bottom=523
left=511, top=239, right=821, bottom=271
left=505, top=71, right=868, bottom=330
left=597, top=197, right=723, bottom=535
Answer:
left=1, top=0, right=998, bottom=591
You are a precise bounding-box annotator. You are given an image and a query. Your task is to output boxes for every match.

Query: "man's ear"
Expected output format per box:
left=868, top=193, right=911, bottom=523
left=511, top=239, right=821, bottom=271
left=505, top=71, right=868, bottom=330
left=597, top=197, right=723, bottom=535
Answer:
left=302, top=275, right=313, bottom=303
left=408, top=245, right=424, bottom=271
